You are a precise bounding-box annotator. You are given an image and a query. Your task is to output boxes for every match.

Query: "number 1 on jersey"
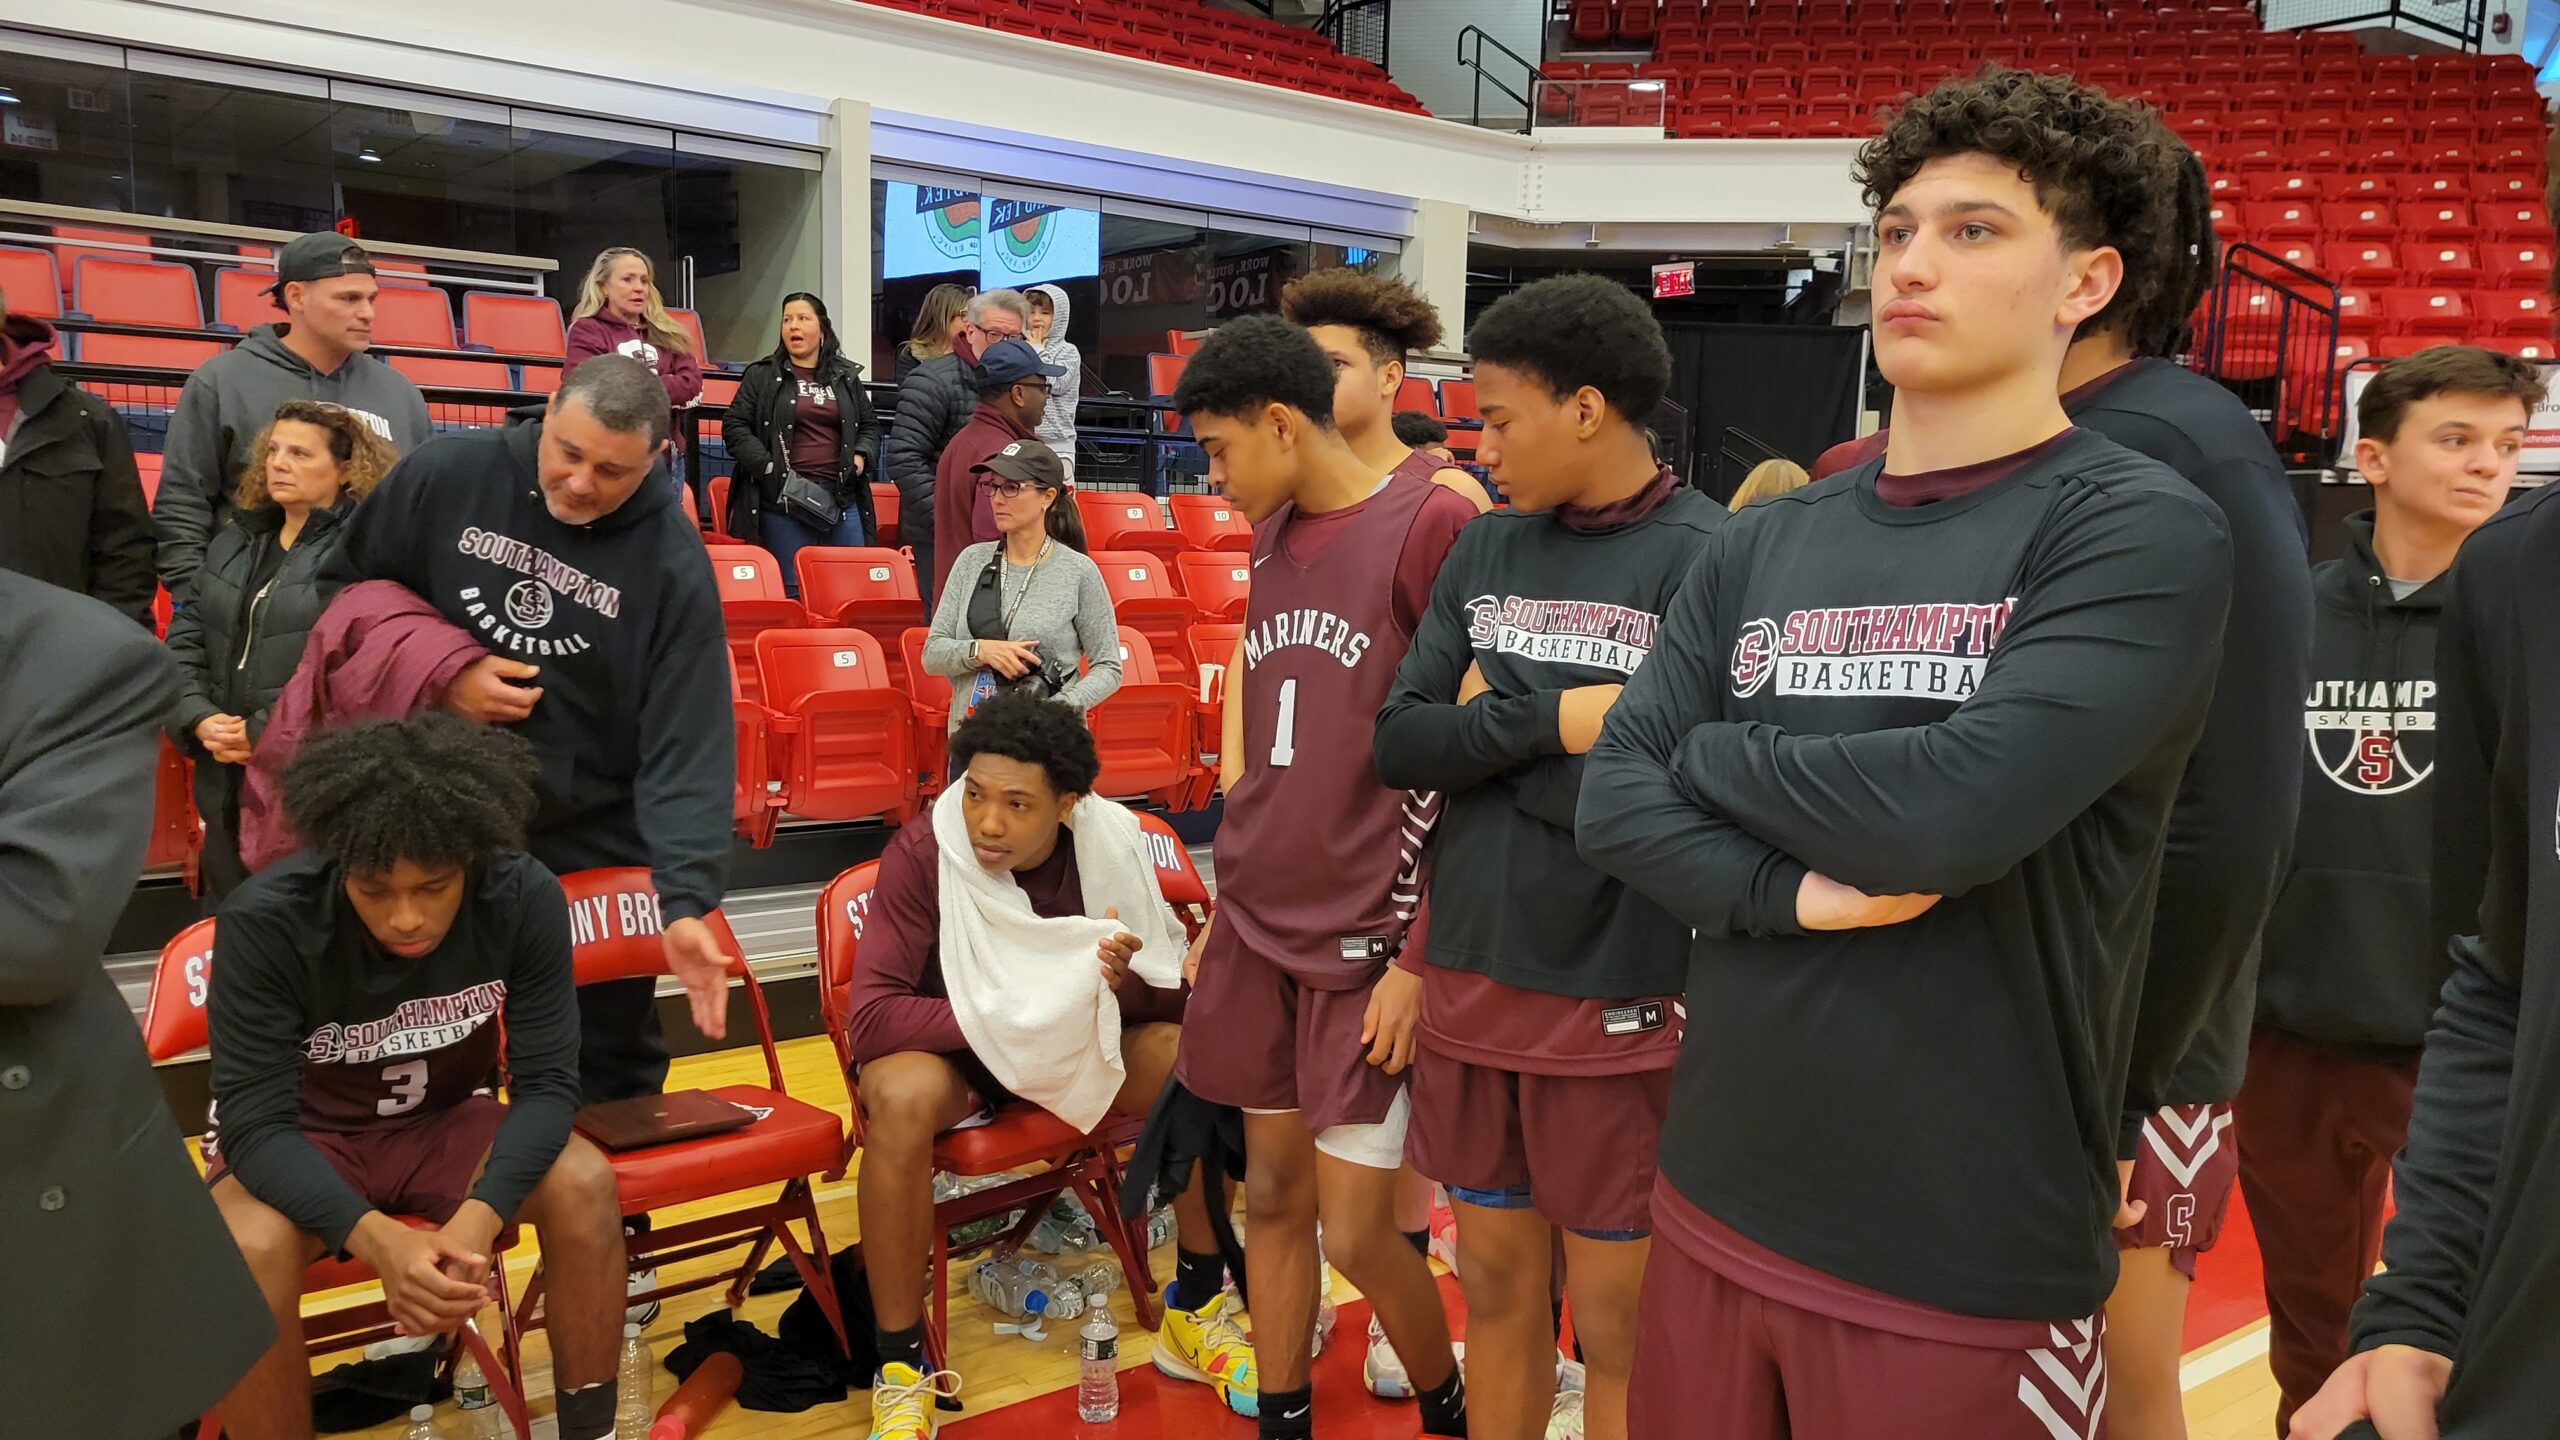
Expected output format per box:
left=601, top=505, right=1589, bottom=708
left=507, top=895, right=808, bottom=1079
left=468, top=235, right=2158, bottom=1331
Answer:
left=1270, top=677, right=1298, bottom=767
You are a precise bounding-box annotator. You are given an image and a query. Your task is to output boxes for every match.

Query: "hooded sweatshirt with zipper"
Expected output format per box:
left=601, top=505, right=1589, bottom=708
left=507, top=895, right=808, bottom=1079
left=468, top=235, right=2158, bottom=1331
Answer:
left=320, top=411, right=732, bottom=921
left=720, top=342, right=879, bottom=543
left=155, top=324, right=432, bottom=601
left=1029, top=284, right=1081, bottom=460
left=2256, top=511, right=2450, bottom=1055
left=0, top=313, right=157, bottom=627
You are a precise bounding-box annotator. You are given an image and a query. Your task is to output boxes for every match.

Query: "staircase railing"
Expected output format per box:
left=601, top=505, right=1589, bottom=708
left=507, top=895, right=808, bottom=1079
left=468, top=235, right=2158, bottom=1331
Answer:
left=2193, top=242, right=2345, bottom=465
left=1457, top=24, right=1543, bottom=131
left=1713, top=425, right=1792, bottom=498
left=1316, top=0, right=1394, bottom=71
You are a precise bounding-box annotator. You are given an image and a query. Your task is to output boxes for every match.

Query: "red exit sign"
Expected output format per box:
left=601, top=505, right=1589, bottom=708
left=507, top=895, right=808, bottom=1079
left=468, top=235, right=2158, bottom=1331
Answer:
left=1652, top=262, right=1695, bottom=299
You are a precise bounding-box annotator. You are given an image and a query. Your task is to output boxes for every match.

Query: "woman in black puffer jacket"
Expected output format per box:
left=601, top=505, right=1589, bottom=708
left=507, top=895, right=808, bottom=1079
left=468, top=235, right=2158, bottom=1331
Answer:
left=165, top=398, right=393, bottom=897
left=721, top=291, right=881, bottom=599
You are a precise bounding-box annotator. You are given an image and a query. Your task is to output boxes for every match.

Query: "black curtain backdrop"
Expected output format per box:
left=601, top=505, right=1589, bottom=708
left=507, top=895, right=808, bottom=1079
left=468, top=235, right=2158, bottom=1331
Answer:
left=1660, top=322, right=1865, bottom=504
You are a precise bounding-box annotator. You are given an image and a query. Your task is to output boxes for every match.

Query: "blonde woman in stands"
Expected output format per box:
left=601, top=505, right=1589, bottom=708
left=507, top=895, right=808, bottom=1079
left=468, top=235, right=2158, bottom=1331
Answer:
left=896, top=282, right=973, bottom=384
left=165, top=398, right=393, bottom=898
left=566, top=246, right=702, bottom=459
left=1730, top=457, right=1809, bottom=506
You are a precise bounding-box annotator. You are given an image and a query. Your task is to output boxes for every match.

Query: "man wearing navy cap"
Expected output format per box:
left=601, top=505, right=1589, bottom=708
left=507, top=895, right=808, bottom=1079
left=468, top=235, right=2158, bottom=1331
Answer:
left=929, top=335, right=1066, bottom=604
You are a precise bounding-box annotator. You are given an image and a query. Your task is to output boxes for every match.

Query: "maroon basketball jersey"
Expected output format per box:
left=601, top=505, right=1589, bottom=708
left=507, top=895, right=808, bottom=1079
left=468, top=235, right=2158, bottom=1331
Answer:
left=1215, top=457, right=1447, bottom=989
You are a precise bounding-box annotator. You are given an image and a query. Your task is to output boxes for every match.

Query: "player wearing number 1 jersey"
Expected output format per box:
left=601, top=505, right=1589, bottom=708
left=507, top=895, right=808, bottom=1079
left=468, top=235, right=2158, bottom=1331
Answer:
left=1173, top=314, right=1478, bottom=1440
left=206, top=716, right=629, bottom=1440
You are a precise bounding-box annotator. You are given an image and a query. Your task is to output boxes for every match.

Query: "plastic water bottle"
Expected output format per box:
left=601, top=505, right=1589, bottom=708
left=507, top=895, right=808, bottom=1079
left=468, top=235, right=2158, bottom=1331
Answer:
left=615, top=1321, right=653, bottom=1438
left=401, top=1405, right=438, bottom=1440
left=1075, top=1260, right=1122, bottom=1302
left=1077, top=1310, right=1121, bottom=1422
left=453, top=1348, right=503, bottom=1440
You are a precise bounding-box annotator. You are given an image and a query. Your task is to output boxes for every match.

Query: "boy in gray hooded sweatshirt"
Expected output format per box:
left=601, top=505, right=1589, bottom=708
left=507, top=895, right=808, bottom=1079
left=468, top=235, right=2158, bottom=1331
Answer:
left=1026, top=283, right=1081, bottom=477
left=155, top=233, right=432, bottom=600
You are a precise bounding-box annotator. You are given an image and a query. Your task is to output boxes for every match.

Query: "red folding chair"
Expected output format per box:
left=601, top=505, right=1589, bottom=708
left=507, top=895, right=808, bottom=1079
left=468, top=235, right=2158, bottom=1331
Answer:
left=1168, top=493, right=1253, bottom=552
left=899, top=627, right=955, bottom=796
left=796, top=547, right=926, bottom=661
left=1088, top=628, right=1197, bottom=809
left=1173, top=549, right=1252, bottom=622
left=756, top=628, right=919, bottom=823
left=526, top=871, right=847, bottom=1351
left=1093, top=551, right=1200, bottom=687
left=1183, top=621, right=1243, bottom=809
left=1074, top=491, right=1187, bottom=561
left=147, top=922, right=534, bottom=1440
left=814, top=867, right=1162, bottom=1375
left=705, top=543, right=808, bottom=708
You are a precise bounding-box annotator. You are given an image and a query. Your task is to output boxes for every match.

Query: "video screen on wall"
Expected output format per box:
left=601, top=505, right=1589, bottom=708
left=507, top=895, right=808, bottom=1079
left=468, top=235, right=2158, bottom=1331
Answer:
left=880, top=181, right=1100, bottom=290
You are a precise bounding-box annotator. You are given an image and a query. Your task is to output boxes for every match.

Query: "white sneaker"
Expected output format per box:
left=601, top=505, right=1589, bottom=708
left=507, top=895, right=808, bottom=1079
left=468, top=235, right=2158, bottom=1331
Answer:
left=1557, top=1355, right=1585, bottom=1393
left=626, top=1266, right=661, bottom=1326
left=1311, top=1266, right=1338, bottom=1358
left=1545, top=1386, right=1587, bottom=1440
left=1363, top=1316, right=1412, bottom=1398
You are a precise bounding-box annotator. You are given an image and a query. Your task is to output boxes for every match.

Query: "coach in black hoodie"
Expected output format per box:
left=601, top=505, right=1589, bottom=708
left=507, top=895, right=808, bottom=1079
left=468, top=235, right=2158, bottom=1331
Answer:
left=2238, top=344, right=2540, bottom=1435
left=324, top=354, right=737, bottom=1103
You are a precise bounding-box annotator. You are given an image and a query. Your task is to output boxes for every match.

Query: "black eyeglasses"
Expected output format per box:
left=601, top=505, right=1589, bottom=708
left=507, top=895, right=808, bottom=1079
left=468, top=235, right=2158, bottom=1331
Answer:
left=975, top=477, right=1048, bottom=499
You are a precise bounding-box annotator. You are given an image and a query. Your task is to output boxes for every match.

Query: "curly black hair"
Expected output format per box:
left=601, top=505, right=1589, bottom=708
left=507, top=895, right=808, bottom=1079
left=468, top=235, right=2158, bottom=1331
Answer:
left=1280, top=269, right=1445, bottom=367
left=282, top=714, right=539, bottom=876
left=1172, top=313, right=1337, bottom=426
left=949, top=690, right=1102, bottom=798
left=1391, top=410, right=1449, bottom=447
left=1856, top=67, right=2185, bottom=343
left=1465, top=274, right=1672, bottom=422
left=2121, top=147, right=2219, bottom=359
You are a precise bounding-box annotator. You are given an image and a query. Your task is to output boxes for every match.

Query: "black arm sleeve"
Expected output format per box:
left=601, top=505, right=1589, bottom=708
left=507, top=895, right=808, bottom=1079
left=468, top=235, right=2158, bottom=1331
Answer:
left=319, top=449, right=432, bottom=593
left=163, top=569, right=223, bottom=748
left=1672, top=490, right=2232, bottom=899
left=635, top=575, right=736, bottom=920
left=84, top=401, right=160, bottom=628
left=2350, top=523, right=2528, bottom=1360
left=469, top=879, right=581, bottom=1225
left=1575, top=533, right=1810, bottom=938
left=153, top=371, right=226, bottom=600
left=848, top=380, right=883, bottom=479
left=721, top=369, right=775, bottom=492
left=206, top=909, right=378, bottom=1252
left=1503, top=755, right=1587, bottom=831
left=884, top=379, right=950, bottom=504
left=1374, top=531, right=1567, bottom=792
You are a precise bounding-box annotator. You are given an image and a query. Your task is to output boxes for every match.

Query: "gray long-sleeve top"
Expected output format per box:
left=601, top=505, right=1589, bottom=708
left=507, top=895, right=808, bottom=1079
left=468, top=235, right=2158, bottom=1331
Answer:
left=923, top=539, right=1123, bottom=725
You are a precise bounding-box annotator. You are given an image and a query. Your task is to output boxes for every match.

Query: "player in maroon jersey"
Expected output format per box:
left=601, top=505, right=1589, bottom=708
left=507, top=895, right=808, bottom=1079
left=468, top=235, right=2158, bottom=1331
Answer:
left=1172, top=314, right=1480, bottom=1440
left=1283, top=268, right=1492, bottom=518
left=205, top=717, right=628, bottom=1440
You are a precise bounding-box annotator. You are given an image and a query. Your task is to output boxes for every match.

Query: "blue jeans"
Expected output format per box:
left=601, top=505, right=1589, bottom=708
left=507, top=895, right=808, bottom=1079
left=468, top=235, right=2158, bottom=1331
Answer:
left=762, top=505, right=868, bottom=599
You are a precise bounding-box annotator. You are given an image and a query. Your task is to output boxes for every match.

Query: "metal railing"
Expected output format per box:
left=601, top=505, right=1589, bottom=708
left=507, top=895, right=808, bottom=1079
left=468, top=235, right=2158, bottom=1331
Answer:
left=2193, top=242, right=2345, bottom=463
left=1317, top=0, right=1395, bottom=72
left=1713, top=425, right=1792, bottom=498
left=2257, top=0, right=2485, bottom=49
left=1457, top=24, right=1544, bottom=131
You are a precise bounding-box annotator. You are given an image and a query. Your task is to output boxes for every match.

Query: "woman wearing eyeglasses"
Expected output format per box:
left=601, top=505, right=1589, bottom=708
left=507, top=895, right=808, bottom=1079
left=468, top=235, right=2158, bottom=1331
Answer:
left=920, top=438, right=1121, bottom=730
left=165, top=399, right=394, bottom=896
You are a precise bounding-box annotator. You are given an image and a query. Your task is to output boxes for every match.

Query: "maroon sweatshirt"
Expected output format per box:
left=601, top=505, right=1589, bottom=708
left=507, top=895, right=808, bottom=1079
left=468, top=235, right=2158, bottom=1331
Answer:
left=845, top=817, right=1188, bottom=1067
left=0, top=313, right=56, bottom=441
left=930, top=402, right=1037, bottom=599
left=565, top=313, right=705, bottom=408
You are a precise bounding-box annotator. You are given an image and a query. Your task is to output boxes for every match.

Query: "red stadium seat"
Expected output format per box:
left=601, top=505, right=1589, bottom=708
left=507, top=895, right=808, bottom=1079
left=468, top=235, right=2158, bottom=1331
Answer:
left=1168, top=492, right=1253, bottom=552
left=371, top=284, right=458, bottom=348
left=2323, top=202, right=2399, bottom=240
left=70, top=257, right=223, bottom=369
left=1569, top=0, right=1613, bottom=45
left=2478, top=290, right=2554, bottom=338
left=2380, top=288, right=2472, bottom=337
left=2485, top=242, right=2554, bottom=289
left=704, top=543, right=809, bottom=708
left=0, top=247, right=61, bottom=317
left=1173, top=549, right=1252, bottom=622
left=539, top=869, right=847, bottom=1350
left=462, top=293, right=566, bottom=358
left=2324, top=242, right=2400, bottom=287
left=668, top=307, right=709, bottom=362
left=211, top=266, right=279, bottom=333
left=794, top=547, right=924, bottom=659
left=1074, top=491, right=1186, bottom=561
left=1396, top=375, right=1439, bottom=416
left=1088, top=628, right=1196, bottom=808
left=2409, top=244, right=2481, bottom=287
left=2243, top=201, right=2320, bottom=241
left=1183, top=620, right=1243, bottom=807
left=1092, top=550, right=1198, bottom=685
left=2481, top=201, right=2554, bottom=241
left=815, top=863, right=1162, bottom=1374
left=2401, top=202, right=2480, bottom=241
left=2334, top=288, right=2383, bottom=339
left=143, top=737, right=201, bottom=891
left=150, top=924, right=537, bottom=1440
left=897, top=627, right=953, bottom=795
left=386, top=355, right=514, bottom=391
left=2262, top=240, right=2320, bottom=274
left=754, top=628, right=918, bottom=823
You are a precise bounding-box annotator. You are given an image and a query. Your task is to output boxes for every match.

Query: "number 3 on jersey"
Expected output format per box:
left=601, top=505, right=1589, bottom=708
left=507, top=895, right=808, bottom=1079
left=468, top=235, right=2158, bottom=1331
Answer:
left=378, top=1059, right=428, bottom=1116
left=1270, top=677, right=1298, bottom=767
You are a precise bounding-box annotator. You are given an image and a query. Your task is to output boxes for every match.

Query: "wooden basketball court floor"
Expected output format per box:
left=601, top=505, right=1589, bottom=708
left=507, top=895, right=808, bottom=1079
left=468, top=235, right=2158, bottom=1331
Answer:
left=292, top=1036, right=2291, bottom=1439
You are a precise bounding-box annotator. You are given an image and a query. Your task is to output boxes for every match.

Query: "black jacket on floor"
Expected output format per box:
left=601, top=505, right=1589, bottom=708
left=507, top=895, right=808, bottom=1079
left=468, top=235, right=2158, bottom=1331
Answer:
left=720, top=347, right=879, bottom=543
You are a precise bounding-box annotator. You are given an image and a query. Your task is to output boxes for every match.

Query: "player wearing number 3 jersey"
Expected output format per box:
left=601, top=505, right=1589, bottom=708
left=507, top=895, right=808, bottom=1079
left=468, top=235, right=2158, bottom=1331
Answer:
left=1172, top=315, right=1478, bottom=1440
left=205, top=715, right=632, bottom=1440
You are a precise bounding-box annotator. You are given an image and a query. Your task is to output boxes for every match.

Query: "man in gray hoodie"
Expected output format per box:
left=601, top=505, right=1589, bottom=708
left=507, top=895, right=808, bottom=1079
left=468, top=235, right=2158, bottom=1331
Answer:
left=154, top=232, right=432, bottom=600
left=1026, top=283, right=1082, bottom=478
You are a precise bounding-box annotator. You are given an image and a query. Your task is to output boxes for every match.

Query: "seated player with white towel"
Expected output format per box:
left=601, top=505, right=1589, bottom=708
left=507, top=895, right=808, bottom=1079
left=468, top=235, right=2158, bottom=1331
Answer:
left=841, top=692, right=1249, bottom=1439
left=202, top=715, right=628, bottom=1440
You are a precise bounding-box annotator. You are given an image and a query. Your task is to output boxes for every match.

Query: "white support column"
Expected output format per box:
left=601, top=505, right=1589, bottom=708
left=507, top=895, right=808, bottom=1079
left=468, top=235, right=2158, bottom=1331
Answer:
left=1405, top=197, right=1475, bottom=350
left=824, top=97, right=876, bottom=366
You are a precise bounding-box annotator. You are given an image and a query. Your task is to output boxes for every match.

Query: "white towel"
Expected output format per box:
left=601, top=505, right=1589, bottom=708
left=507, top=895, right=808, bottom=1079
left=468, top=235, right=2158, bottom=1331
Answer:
left=933, top=785, right=1185, bottom=1131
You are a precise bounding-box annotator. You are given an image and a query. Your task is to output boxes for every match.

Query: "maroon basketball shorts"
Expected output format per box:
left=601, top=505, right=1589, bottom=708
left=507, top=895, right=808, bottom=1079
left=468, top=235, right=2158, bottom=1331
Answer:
left=1177, top=920, right=1405, bottom=1149
left=2113, top=1101, right=2239, bottom=1280
left=1631, top=1197, right=2109, bottom=1440
left=208, top=1095, right=510, bottom=1231
left=1406, top=1046, right=1669, bottom=1237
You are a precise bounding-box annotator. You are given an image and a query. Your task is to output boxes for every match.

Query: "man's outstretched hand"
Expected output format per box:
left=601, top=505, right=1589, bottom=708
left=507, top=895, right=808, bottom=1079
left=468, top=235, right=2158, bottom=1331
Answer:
left=2288, top=1346, right=2451, bottom=1440
left=663, top=915, right=734, bottom=1041
left=1795, top=872, right=1941, bottom=931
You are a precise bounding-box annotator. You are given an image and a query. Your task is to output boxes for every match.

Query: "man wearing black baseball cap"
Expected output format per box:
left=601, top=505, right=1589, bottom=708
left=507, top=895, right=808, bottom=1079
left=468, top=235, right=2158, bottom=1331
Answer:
left=929, top=335, right=1066, bottom=602
left=155, top=231, right=432, bottom=600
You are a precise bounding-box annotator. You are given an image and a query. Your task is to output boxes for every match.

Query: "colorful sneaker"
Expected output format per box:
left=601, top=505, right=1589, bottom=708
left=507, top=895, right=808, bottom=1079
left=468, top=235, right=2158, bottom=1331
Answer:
left=1364, top=1316, right=1412, bottom=1398
left=867, top=1362, right=961, bottom=1439
left=625, top=1265, right=661, bottom=1326
left=1152, top=1292, right=1260, bottom=1418
left=1545, top=1386, right=1586, bottom=1440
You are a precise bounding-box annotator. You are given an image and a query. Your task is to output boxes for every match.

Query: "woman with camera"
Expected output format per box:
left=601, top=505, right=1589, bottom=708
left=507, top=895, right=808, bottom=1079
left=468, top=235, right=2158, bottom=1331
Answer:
left=920, top=437, right=1120, bottom=729
left=722, top=292, right=880, bottom=597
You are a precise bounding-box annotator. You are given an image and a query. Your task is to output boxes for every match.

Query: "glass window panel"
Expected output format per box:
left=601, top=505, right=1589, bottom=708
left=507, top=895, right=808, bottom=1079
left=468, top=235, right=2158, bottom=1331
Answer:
left=1096, top=211, right=1206, bottom=397
left=332, top=101, right=519, bottom=259
left=510, top=121, right=675, bottom=325
left=674, top=149, right=820, bottom=366
left=126, top=70, right=334, bottom=233
left=0, top=53, right=133, bottom=215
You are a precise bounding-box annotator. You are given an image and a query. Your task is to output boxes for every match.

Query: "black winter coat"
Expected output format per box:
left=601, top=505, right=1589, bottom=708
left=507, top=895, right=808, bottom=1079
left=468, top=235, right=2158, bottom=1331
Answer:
left=720, top=349, right=879, bottom=542
left=164, top=498, right=354, bottom=752
left=0, top=357, right=157, bottom=628
left=882, top=350, right=978, bottom=564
